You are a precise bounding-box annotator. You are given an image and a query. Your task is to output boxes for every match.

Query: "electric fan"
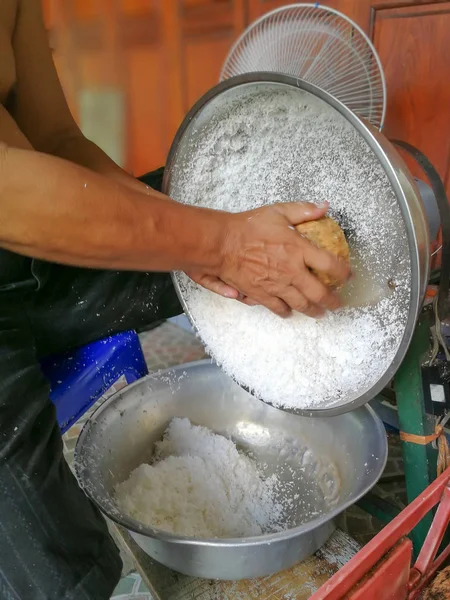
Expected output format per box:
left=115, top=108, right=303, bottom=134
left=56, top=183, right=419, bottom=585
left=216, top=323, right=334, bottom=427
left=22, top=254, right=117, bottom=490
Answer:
left=220, top=3, right=387, bottom=130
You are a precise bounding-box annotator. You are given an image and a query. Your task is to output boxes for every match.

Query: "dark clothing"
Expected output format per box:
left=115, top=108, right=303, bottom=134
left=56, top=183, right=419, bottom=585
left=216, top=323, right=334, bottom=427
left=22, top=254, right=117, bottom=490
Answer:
left=0, top=169, right=181, bottom=600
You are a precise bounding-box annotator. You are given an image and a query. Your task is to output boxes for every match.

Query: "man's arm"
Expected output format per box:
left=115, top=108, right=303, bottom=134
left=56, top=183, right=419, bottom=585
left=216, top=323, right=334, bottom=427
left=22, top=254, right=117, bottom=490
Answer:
left=0, top=139, right=350, bottom=317
left=1, top=0, right=350, bottom=317
left=11, top=0, right=143, bottom=189
left=0, top=142, right=226, bottom=272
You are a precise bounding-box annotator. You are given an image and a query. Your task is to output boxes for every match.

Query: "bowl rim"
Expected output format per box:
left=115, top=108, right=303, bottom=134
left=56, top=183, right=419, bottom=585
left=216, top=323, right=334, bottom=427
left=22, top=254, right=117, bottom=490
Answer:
left=74, top=359, right=388, bottom=547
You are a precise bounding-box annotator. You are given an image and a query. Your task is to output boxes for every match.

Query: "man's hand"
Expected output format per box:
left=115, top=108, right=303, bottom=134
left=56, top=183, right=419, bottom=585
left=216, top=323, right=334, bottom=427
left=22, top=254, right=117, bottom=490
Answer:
left=188, top=202, right=351, bottom=318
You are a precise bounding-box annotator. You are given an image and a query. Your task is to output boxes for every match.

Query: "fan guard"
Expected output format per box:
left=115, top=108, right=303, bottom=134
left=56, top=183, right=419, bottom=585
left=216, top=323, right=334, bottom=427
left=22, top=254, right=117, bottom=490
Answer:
left=221, top=3, right=386, bottom=129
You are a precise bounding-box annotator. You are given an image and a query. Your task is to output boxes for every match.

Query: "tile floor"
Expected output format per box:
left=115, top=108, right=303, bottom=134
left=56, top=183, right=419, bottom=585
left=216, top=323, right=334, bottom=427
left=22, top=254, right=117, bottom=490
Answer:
left=112, top=573, right=152, bottom=600
left=62, top=320, right=406, bottom=598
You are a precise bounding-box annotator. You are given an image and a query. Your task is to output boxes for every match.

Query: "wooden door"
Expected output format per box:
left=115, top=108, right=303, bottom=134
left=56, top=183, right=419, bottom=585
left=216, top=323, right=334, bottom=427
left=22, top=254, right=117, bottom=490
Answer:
left=247, top=0, right=371, bottom=25
left=42, top=1, right=246, bottom=175
left=42, top=0, right=450, bottom=194
left=247, top=1, right=450, bottom=199
left=42, top=0, right=170, bottom=174
left=180, top=1, right=246, bottom=110
left=372, top=2, right=450, bottom=199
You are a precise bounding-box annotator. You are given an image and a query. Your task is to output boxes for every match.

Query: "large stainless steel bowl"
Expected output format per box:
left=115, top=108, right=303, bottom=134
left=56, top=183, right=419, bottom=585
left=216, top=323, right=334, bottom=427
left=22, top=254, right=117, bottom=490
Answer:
left=163, top=73, right=430, bottom=417
left=75, top=361, right=387, bottom=580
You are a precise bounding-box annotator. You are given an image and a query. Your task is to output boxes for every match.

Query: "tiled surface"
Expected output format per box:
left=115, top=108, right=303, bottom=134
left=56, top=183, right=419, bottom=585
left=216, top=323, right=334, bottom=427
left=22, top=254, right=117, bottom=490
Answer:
left=112, top=573, right=152, bottom=600
left=61, top=319, right=407, bottom=597
left=139, top=322, right=207, bottom=371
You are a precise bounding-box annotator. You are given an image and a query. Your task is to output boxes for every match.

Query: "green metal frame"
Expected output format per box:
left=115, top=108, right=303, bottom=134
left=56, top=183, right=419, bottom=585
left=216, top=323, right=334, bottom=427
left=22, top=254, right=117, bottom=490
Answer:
left=395, top=312, right=437, bottom=552
left=357, top=492, right=401, bottom=524
left=359, top=311, right=439, bottom=554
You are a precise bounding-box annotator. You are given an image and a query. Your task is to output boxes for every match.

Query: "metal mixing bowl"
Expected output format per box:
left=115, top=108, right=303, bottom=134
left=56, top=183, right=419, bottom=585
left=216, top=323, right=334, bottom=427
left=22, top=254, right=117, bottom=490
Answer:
left=163, top=73, right=430, bottom=418
left=75, top=361, right=387, bottom=580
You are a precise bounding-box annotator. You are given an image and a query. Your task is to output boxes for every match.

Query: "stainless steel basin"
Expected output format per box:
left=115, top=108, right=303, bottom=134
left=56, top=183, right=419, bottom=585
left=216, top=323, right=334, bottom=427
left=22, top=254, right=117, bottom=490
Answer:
left=163, top=73, right=430, bottom=417
left=75, top=360, right=387, bottom=580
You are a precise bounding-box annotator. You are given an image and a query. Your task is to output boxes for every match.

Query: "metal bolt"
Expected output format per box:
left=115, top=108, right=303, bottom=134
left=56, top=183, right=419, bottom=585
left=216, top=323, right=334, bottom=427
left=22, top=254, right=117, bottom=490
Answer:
left=388, top=279, right=396, bottom=290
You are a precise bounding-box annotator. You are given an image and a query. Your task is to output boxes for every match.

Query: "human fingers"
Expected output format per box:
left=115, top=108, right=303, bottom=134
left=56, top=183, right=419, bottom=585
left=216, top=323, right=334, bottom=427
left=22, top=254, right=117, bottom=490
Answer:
left=239, top=297, right=259, bottom=307
left=302, top=244, right=351, bottom=287
left=274, top=201, right=329, bottom=225
left=188, top=273, right=239, bottom=299
left=279, top=286, right=326, bottom=318
left=292, top=268, right=342, bottom=312
left=248, top=292, right=291, bottom=317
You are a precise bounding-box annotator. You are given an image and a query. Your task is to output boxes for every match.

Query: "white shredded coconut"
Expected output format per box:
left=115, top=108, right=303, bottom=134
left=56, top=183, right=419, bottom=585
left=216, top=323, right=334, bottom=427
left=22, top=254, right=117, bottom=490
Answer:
left=115, top=418, right=285, bottom=538
left=169, top=86, right=412, bottom=410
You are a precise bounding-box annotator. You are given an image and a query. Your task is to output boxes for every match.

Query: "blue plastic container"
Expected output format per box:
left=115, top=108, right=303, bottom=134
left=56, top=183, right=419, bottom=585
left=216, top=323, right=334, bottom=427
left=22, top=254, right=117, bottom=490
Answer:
left=41, top=330, right=148, bottom=433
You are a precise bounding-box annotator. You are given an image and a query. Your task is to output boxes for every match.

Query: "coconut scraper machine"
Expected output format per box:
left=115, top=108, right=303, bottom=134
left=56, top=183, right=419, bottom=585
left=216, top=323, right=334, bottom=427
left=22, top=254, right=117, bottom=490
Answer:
left=211, top=2, right=450, bottom=554
left=161, top=71, right=450, bottom=554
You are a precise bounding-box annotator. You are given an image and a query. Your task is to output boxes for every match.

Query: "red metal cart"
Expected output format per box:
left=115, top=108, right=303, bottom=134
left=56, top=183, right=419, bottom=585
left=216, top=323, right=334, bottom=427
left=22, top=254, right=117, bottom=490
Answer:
left=311, top=467, right=450, bottom=599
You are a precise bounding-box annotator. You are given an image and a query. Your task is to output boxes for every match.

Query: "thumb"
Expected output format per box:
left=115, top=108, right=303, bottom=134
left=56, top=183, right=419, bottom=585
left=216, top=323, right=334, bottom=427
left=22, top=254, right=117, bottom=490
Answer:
left=276, top=201, right=328, bottom=225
